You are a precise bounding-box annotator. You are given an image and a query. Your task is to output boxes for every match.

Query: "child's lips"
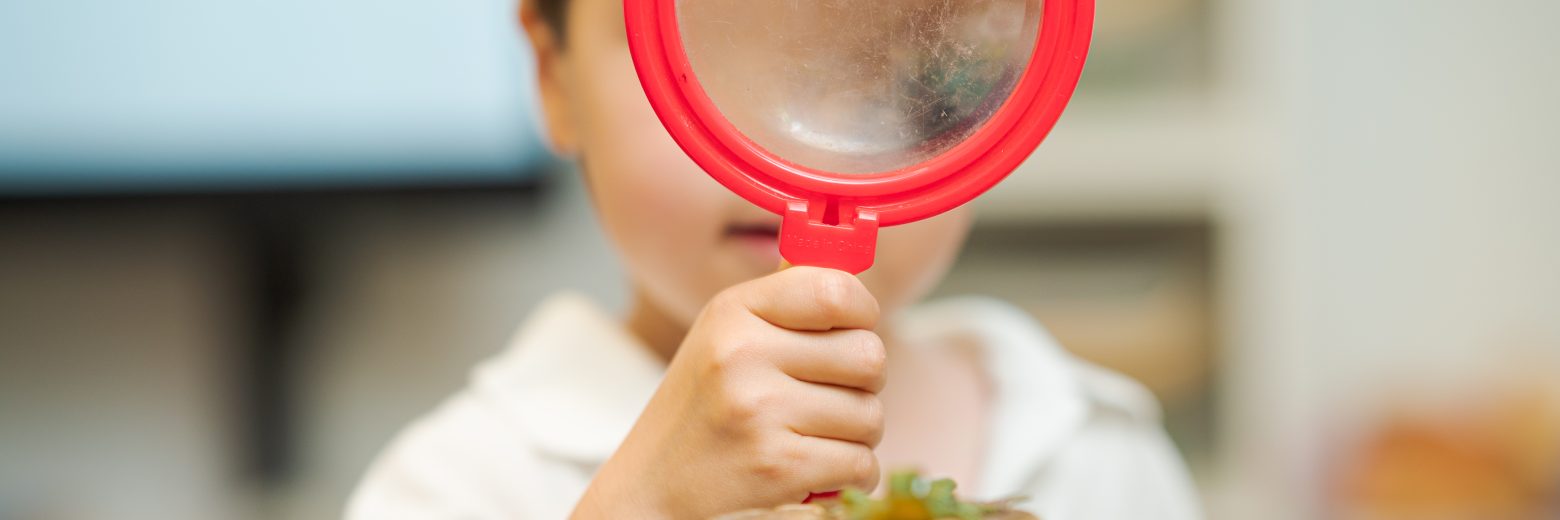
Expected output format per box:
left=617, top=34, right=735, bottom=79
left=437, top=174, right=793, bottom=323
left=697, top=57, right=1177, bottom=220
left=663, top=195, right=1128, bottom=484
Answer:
left=723, top=223, right=781, bottom=263
left=724, top=223, right=779, bottom=238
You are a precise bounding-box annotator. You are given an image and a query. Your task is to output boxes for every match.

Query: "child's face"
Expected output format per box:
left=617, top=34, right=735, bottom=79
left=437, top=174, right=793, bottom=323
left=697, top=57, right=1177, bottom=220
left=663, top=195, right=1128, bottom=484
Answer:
left=526, top=0, right=973, bottom=326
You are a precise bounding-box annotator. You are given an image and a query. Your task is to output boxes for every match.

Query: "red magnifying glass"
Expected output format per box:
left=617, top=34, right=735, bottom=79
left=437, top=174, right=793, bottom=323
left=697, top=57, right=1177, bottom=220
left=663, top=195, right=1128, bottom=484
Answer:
left=625, top=0, right=1094, bottom=275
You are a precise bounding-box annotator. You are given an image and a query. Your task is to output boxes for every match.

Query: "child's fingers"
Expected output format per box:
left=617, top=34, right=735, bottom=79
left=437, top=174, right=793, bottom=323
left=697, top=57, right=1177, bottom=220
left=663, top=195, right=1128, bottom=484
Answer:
left=784, top=383, right=885, bottom=447
left=769, top=329, right=888, bottom=393
left=737, top=266, right=879, bottom=332
left=785, top=435, right=882, bottom=496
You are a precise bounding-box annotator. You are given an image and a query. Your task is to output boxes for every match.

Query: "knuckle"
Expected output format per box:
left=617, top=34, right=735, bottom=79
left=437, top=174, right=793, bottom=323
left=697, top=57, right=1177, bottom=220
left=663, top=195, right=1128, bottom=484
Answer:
left=849, top=448, right=880, bottom=487
left=861, top=396, right=886, bottom=442
left=752, top=439, right=799, bottom=481
left=853, top=332, right=887, bottom=378
left=810, top=270, right=855, bottom=320
left=708, top=342, right=732, bottom=372
left=832, top=331, right=886, bottom=391
left=708, top=339, right=753, bottom=372
left=721, top=386, right=770, bottom=424
left=706, top=287, right=744, bottom=317
left=751, top=457, right=787, bottom=481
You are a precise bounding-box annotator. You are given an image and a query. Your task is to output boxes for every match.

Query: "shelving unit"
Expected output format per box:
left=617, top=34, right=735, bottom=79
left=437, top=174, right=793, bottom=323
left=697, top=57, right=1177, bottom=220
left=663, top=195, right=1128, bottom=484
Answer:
left=977, top=97, right=1222, bottom=223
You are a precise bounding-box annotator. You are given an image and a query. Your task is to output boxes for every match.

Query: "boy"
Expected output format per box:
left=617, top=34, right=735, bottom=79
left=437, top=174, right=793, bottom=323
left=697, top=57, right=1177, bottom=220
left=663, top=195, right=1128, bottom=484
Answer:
left=347, top=0, right=1201, bottom=518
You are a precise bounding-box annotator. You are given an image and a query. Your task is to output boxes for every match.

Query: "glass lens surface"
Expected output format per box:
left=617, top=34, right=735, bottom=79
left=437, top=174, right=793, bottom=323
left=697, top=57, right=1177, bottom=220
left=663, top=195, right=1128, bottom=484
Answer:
left=679, top=0, right=1042, bottom=175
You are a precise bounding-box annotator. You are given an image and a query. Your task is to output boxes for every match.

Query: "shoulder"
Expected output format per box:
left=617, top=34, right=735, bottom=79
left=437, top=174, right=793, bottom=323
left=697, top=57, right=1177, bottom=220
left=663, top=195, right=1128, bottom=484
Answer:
left=1034, top=364, right=1204, bottom=519
left=1070, top=358, right=1165, bottom=424
left=345, top=388, right=546, bottom=519
left=347, top=292, right=653, bottom=519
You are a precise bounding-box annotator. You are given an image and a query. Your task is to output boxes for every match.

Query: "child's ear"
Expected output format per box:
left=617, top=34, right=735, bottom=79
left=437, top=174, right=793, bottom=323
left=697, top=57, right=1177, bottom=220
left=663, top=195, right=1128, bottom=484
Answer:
left=520, top=1, right=580, bottom=158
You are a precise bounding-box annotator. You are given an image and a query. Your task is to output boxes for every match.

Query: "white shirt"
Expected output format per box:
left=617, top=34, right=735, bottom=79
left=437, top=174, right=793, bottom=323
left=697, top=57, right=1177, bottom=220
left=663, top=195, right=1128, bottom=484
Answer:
left=347, top=293, right=1203, bottom=519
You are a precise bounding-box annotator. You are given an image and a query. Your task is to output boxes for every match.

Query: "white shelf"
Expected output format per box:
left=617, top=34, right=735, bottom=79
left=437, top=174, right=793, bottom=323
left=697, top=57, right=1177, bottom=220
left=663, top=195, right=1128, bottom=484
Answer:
left=974, top=92, right=1223, bottom=223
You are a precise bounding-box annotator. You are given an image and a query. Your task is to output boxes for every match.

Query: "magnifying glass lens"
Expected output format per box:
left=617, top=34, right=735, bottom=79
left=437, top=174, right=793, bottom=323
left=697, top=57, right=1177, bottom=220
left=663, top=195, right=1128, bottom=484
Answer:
left=679, top=0, right=1042, bottom=175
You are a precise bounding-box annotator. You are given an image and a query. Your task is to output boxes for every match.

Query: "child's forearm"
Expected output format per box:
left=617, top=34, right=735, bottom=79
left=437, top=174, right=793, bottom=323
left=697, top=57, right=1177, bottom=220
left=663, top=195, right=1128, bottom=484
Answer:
left=570, top=459, right=674, bottom=520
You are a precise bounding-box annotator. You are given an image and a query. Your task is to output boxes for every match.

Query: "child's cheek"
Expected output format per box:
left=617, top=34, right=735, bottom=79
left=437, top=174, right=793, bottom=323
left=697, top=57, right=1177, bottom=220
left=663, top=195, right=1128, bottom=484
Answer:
left=863, top=209, right=973, bottom=312
left=582, top=48, right=712, bottom=193
left=575, top=45, right=732, bottom=269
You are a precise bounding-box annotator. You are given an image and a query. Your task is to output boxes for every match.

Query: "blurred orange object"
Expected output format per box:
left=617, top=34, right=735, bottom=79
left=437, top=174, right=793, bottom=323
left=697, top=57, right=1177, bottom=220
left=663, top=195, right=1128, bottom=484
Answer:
left=1333, top=389, right=1560, bottom=520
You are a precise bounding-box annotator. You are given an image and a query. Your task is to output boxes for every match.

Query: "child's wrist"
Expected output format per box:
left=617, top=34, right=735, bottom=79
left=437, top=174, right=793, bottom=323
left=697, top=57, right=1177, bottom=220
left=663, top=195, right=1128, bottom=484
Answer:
left=571, top=458, right=677, bottom=520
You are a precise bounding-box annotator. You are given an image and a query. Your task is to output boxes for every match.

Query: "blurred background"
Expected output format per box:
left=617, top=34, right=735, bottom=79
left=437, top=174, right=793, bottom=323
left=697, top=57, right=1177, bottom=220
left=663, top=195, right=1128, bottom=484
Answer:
left=1, top=0, right=1556, bottom=519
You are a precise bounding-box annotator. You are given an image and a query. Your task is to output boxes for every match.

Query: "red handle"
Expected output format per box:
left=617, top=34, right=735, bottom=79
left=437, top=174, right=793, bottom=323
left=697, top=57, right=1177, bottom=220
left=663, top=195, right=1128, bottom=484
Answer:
left=778, top=199, right=879, bottom=275
left=803, top=490, right=840, bottom=503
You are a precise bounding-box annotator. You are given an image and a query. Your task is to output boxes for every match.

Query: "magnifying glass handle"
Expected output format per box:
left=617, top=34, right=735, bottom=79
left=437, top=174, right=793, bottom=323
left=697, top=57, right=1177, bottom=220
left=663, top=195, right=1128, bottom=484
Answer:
left=803, top=490, right=840, bottom=503
left=779, top=200, right=879, bottom=275
left=776, top=259, right=848, bottom=502
left=778, top=258, right=845, bottom=504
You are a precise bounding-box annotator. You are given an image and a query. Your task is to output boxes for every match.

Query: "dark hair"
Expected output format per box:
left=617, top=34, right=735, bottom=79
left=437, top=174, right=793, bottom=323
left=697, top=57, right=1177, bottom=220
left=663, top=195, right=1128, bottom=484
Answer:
left=536, top=0, right=570, bottom=40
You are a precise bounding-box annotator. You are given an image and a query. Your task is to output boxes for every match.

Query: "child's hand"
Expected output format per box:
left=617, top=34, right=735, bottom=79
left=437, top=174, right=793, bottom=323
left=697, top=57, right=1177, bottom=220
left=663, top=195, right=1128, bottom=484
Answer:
left=572, top=267, right=886, bottom=520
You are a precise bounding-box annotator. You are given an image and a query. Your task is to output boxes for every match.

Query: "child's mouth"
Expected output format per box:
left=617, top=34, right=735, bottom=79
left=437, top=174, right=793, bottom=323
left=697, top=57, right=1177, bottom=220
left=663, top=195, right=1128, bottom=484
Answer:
left=724, top=223, right=779, bottom=239
left=723, top=222, right=782, bottom=264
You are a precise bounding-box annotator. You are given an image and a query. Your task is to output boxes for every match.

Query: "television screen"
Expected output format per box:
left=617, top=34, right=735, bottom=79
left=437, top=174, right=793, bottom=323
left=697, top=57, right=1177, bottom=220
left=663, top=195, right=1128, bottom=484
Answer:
left=0, top=0, right=552, bottom=195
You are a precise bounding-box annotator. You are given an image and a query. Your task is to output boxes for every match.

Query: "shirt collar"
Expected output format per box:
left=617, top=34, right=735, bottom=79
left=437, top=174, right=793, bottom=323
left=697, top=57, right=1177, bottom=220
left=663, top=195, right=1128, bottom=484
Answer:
left=471, top=292, right=666, bottom=465
left=891, top=297, right=1089, bottom=499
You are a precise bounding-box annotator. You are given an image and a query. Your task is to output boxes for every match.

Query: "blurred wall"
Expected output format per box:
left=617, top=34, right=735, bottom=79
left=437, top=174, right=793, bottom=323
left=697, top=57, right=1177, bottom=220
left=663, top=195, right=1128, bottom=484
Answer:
left=0, top=206, right=243, bottom=520
left=1216, top=0, right=1560, bottom=517
left=0, top=175, right=626, bottom=520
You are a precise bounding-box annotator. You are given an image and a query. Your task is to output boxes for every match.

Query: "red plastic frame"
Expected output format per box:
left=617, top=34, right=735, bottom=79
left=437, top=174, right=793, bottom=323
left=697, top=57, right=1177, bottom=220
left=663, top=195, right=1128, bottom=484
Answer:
left=626, top=0, right=1094, bottom=273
